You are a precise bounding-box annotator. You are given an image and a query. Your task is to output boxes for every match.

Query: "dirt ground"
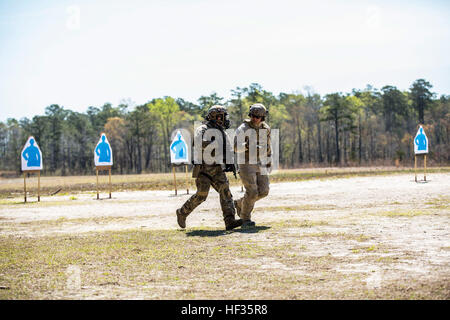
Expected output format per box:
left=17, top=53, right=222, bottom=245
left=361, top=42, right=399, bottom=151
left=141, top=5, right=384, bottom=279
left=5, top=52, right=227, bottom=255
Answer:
left=0, top=172, right=449, bottom=299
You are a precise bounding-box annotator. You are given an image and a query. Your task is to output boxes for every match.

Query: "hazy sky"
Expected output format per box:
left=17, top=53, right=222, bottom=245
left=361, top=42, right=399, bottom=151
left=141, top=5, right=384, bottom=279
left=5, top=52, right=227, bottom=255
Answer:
left=1, top=0, right=449, bottom=121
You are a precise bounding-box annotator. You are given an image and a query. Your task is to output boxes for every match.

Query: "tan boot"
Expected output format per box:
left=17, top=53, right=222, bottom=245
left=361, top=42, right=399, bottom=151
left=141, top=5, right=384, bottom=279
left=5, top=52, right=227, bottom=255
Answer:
left=241, top=220, right=256, bottom=228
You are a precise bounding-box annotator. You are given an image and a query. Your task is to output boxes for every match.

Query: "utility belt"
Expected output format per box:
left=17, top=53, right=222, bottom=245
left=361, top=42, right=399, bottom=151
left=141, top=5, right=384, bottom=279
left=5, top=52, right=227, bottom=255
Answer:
left=192, top=164, right=221, bottom=178
left=192, top=163, right=236, bottom=179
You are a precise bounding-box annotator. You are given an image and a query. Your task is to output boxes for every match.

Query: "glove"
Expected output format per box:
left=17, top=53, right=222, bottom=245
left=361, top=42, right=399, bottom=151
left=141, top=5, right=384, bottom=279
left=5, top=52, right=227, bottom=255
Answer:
left=262, top=162, right=272, bottom=174
left=244, top=137, right=249, bottom=151
left=224, top=164, right=235, bottom=172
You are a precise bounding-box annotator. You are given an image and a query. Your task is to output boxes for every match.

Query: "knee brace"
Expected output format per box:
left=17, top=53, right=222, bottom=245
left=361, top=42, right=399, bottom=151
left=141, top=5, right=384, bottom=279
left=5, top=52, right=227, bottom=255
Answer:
left=246, top=189, right=259, bottom=201
left=258, top=187, right=269, bottom=199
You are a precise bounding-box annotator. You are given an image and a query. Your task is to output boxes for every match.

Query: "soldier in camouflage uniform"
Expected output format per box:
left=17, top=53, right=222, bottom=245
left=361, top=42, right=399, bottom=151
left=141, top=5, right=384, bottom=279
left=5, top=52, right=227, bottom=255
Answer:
left=176, top=105, right=243, bottom=231
left=234, top=103, right=272, bottom=228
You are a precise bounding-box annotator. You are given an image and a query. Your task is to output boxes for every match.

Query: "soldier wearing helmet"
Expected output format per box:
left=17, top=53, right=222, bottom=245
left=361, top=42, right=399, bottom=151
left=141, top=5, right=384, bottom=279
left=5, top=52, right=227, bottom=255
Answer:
left=205, top=105, right=231, bottom=129
left=176, top=105, right=243, bottom=231
left=234, top=103, right=272, bottom=228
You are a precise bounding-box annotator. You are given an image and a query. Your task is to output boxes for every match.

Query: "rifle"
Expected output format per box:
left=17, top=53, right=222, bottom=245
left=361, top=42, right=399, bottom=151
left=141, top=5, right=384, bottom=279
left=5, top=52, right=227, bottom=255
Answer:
left=217, top=123, right=238, bottom=180
left=204, top=120, right=238, bottom=179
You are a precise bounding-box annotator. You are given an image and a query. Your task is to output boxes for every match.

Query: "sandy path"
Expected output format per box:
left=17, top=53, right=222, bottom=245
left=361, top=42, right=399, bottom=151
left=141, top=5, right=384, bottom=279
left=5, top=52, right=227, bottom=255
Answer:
left=0, top=173, right=449, bottom=236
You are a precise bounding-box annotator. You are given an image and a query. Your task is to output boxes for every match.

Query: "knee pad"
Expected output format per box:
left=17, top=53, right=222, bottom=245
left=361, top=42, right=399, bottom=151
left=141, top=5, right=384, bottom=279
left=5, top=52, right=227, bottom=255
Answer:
left=246, top=189, right=258, bottom=201
left=258, top=188, right=269, bottom=198
left=195, top=191, right=208, bottom=203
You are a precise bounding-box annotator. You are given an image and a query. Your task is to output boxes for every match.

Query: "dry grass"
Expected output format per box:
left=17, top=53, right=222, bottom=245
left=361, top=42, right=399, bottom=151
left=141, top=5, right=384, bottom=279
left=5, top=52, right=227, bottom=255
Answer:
left=1, top=222, right=448, bottom=299
left=255, top=205, right=336, bottom=212
left=425, top=196, right=450, bottom=210
left=1, top=167, right=449, bottom=199
left=378, top=210, right=433, bottom=218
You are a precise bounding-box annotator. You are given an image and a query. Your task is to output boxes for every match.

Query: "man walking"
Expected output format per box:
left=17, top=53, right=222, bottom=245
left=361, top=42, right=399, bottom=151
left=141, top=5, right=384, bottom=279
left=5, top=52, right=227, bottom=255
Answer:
left=176, top=105, right=243, bottom=231
left=234, top=103, right=272, bottom=228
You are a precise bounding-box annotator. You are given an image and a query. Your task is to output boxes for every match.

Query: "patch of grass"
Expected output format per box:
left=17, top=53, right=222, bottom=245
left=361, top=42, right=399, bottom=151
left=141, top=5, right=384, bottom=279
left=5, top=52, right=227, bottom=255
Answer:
left=375, top=256, right=399, bottom=263
left=351, top=245, right=380, bottom=254
left=1, top=167, right=449, bottom=199
left=0, top=226, right=363, bottom=299
left=0, top=200, right=25, bottom=205
left=55, top=217, right=69, bottom=223
left=299, top=232, right=370, bottom=242
left=0, top=215, right=156, bottom=234
left=375, top=278, right=450, bottom=299
left=380, top=210, right=432, bottom=218
left=255, top=204, right=335, bottom=212
left=265, top=167, right=450, bottom=186
left=0, top=227, right=293, bottom=299
left=425, top=196, right=450, bottom=210
left=270, top=219, right=330, bottom=229
left=0, top=197, right=153, bottom=208
left=0, top=224, right=448, bottom=299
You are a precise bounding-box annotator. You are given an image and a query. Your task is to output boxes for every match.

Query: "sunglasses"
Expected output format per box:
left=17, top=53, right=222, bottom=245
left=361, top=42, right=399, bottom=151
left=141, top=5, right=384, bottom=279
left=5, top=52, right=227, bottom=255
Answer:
left=251, top=115, right=262, bottom=119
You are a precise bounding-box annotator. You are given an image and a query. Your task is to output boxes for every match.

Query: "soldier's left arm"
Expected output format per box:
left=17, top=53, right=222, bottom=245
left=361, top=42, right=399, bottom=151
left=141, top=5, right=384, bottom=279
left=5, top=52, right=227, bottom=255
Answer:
left=265, top=125, right=272, bottom=161
left=234, top=123, right=247, bottom=154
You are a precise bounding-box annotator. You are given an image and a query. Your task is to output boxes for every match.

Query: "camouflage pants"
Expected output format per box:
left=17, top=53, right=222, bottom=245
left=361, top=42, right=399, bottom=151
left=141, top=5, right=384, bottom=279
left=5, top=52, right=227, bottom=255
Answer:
left=179, top=165, right=236, bottom=225
left=236, top=164, right=270, bottom=220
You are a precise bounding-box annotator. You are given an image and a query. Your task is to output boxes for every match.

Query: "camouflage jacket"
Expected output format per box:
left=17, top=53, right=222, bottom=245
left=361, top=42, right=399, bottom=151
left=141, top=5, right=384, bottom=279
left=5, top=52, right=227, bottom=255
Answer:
left=192, top=121, right=233, bottom=175
left=234, top=119, right=272, bottom=166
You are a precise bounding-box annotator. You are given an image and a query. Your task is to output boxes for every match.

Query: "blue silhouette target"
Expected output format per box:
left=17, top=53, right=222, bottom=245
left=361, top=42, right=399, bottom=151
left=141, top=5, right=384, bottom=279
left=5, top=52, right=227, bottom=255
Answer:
left=94, top=133, right=113, bottom=166
left=414, top=126, right=429, bottom=155
left=21, top=136, right=43, bottom=171
left=170, top=131, right=189, bottom=164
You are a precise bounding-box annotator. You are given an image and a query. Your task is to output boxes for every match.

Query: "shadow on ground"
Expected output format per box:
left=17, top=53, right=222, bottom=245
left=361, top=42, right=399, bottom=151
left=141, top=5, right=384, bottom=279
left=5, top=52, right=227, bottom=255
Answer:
left=185, top=226, right=271, bottom=237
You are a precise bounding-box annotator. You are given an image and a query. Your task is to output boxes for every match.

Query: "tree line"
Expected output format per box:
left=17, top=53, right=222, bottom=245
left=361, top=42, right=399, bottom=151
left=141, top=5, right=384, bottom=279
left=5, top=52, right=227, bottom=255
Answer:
left=0, top=79, right=448, bottom=176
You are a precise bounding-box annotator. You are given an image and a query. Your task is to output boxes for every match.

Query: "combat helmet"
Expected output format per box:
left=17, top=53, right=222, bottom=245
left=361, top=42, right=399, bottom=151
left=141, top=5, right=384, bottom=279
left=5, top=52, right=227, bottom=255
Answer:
left=206, top=105, right=230, bottom=129
left=248, top=103, right=267, bottom=121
